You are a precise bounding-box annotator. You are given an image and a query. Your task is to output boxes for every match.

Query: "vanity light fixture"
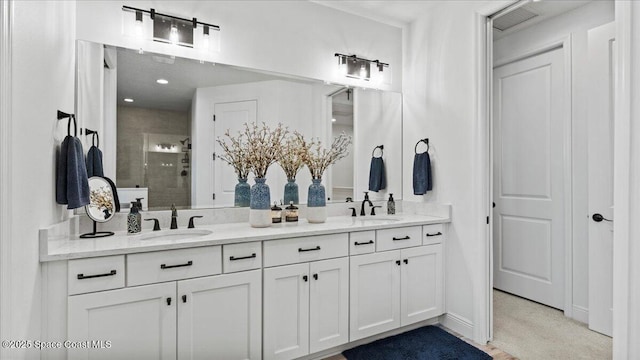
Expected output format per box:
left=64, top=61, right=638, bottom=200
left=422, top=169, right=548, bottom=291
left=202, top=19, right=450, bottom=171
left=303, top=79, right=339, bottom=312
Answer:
left=156, top=79, right=169, bottom=85
left=122, top=5, right=220, bottom=50
left=334, top=53, right=390, bottom=84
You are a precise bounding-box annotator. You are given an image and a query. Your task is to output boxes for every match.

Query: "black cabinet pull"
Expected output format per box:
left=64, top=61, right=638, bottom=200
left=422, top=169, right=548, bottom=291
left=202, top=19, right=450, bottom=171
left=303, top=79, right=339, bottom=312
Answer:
left=303, top=275, right=308, bottom=282
left=354, top=240, right=374, bottom=246
left=182, top=295, right=187, bottom=303
left=166, top=297, right=172, bottom=306
left=392, top=236, right=410, bottom=241
left=299, top=246, right=321, bottom=252
left=77, top=270, right=117, bottom=280
left=160, top=260, right=193, bottom=269
left=230, top=253, right=257, bottom=261
left=396, top=260, right=401, bottom=266
left=404, top=259, right=409, bottom=264
left=426, top=232, right=442, bottom=237
left=313, top=274, right=318, bottom=280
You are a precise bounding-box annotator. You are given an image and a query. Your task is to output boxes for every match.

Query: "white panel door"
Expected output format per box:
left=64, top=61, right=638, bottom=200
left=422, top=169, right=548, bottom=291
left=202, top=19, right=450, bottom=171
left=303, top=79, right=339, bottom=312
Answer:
left=493, top=47, right=566, bottom=309
left=263, top=263, right=309, bottom=360
left=349, top=251, right=401, bottom=341
left=309, top=257, right=349, bottom=353
left=177, top=270, right=262, bottom=360
left=213, top=101, right=257, bottom=206
left=400, top=245, right=443, bottom=326
left=68, top=282, right=176, bottom=360
left=588, top=22, right=615, bottom=337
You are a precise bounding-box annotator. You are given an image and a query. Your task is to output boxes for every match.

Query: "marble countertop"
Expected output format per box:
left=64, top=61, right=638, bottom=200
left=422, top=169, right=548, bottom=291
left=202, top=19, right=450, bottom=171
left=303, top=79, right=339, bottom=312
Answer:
left=40, top=214, right=450, bottom=261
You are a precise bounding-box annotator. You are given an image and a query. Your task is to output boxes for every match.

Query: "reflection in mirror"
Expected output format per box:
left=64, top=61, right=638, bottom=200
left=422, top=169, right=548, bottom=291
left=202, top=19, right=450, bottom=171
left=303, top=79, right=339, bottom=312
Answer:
left=81, top=177, right=117, bottom=239
left=330, top=88, right=354, bottom=202
left=77, top=40, right=403, bottom=210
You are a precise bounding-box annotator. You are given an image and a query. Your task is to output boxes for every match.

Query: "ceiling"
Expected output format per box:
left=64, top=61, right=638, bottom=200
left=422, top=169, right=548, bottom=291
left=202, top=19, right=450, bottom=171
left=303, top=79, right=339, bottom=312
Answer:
left=310, top=0, right=438, bottom=28
left=116, top=47, right=311, bottom=112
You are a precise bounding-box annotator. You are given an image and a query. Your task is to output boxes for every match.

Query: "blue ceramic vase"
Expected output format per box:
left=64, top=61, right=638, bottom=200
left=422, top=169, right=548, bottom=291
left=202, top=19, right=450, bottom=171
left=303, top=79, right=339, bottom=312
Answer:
left=250, top=178, right=271, bottom=209
left=284, top=178, right=299, bottom=205
left=234, top=178, right=250, bottom=207
left=307, top=178, right=327, bottom=223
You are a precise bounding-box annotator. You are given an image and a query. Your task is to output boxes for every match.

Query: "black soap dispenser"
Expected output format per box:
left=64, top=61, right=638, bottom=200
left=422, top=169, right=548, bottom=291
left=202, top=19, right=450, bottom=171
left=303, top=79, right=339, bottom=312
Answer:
left=128, top=201, right=141, bottom=234
left=387, top=193, right=396, bottom=215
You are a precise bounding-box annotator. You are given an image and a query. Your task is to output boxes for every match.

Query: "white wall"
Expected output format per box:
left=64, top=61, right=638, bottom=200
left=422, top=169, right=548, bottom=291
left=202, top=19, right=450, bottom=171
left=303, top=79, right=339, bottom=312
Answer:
left=75, top=0, right=402, bottom=92
left=493, top=0, right=614, bottom=324
left=3, top=1, right=76, bottom=359
left=403, top=2, right=482, bottom=338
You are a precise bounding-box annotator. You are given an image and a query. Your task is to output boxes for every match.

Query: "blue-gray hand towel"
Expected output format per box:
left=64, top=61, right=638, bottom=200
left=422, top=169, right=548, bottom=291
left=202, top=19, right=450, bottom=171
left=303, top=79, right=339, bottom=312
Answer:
left=86, top=145, right=104, bottom=177
left=413, top=152, right=432, bottom=195
left=56, top=136, right=90, bottom=209
left=368, top=157, right=386, bottom=192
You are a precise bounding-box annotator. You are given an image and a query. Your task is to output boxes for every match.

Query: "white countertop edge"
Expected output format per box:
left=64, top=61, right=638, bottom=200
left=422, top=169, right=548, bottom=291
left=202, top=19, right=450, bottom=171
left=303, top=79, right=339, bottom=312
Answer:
left=40, top=214, right=450, bottom=262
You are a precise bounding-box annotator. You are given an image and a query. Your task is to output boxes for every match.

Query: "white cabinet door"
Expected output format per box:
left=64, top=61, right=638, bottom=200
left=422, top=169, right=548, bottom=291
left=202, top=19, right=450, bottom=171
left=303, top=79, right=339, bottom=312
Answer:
left=177, top=270, right=261, bottom=360
left=349, top=251, right=401, bottom=341
left=263, top=263, right=309, bottom=360
left=400, top=244, right=443, bottom=326
left=309, top=257, right=349, bottom=353
left=68, top=282, right=176, bottom=360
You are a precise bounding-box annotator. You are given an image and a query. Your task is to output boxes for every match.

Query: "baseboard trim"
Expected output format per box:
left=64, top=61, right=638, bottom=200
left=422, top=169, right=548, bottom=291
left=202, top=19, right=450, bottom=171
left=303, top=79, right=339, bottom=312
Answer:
left=440, top=312, right=474, bottom=339
left=572, top=305, right=589, bottom=324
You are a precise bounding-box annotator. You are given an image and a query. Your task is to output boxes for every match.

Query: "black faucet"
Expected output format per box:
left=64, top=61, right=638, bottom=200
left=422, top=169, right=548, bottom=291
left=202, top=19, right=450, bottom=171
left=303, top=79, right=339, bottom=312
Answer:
left=360, top=192, right=373, bottom=216
left=170, top=204, right=178, bottom=229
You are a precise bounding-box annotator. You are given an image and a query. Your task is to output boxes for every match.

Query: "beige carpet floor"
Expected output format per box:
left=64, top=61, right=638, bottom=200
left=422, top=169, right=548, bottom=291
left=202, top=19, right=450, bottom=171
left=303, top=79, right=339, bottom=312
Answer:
left=491, top=289, right=612, bottom=359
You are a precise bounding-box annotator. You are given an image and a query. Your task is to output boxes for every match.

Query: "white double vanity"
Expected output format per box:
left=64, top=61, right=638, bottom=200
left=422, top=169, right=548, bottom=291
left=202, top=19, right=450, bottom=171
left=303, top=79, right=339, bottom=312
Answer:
left=40, top=212, right=449, bottom=360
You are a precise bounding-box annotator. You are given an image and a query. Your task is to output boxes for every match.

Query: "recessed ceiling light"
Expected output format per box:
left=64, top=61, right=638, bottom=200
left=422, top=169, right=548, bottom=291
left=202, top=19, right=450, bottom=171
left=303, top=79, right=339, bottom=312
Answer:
left=331, top=118, right=337, bottom=123
left=124, top=98, right=134, bottom=103
left=156, top=79, right=169, bottom=85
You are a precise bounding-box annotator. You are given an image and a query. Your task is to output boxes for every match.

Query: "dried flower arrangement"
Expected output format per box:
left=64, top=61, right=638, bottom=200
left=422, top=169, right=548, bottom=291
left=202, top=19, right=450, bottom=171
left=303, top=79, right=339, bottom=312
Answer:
left=240, top=122, right=288, bottom=179
left=297, top=131, right=352, bottom=179
left=90, top=186, right=114, bottom=213
left=216, top=129, right=251, bottom=180
left=278, top=135, right=306, bottom=179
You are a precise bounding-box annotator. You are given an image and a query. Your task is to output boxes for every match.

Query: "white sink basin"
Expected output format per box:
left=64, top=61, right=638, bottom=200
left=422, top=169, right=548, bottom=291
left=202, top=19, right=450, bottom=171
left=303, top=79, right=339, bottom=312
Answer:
left=140, top=229, right=213, bottom=241
left=358, top=217, right=402, bottom=224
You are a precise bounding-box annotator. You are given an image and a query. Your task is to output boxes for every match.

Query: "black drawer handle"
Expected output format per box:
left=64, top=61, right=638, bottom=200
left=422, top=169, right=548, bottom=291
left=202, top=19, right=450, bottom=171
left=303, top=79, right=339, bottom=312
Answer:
left=230, top=253, right=257, bottom=261
left=392, top=236, right=411, bottom=241
left=404, top=259, right=409, bottom=264
left=354, top=240, right=374, bottom=246
left=160, top=260, right=193, bottom=269
left=77, top=270, right=117, bottom=280
left=396, top=260, right=401, bottom=266
left=182, top=295, right=187, bottom=303
left=167, top=297, right=172, bottom=306
left=313, top=274, right=318, bottom=280
left=299, top=246, right=321, bottom=252
left=426, top=232, right=442, bottom=237
left=303, top=275, right=308, bottom=282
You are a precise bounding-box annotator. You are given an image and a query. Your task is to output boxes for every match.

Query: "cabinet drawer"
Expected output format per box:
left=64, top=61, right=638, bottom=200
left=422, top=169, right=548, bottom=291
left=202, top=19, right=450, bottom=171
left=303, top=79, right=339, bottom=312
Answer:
left=223, top=242, right=262, bottom=273
left=376, top=226, right=422, bottom=252
left=68, top=255, right=125, bottom=295
left=423, top=224, right=445, bottom=245
left=263, top=234, right=349, bottom=267
left=127, top=246, right=222, bottom=286
left=350, top=231, right=376, bottom=255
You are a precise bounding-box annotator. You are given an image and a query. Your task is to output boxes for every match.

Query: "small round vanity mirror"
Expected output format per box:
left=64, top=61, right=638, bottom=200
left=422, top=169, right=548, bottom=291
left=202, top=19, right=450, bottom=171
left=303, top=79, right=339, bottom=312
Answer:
left=81, top=177, right=116, bottom=238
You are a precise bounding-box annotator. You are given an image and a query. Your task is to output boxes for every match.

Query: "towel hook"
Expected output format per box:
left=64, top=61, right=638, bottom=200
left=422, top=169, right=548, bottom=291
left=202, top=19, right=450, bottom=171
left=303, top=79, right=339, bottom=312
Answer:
left=414, top=138, right=429, bottom=154
left=57, top=110, right=77, bottom=137
left=372, top=145, right=384, bottom=158
left=85, top=129, right=99, bottom=148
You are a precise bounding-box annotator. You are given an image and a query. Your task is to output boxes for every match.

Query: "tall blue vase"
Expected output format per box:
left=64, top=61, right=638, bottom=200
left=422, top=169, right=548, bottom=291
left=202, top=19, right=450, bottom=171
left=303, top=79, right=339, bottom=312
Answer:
left=250, top=178, right=271, bottom=227
left=307, top=178, right=327, bottom=223
left=234, top=178, right=250, bottom=207
left=284, top=178, right=299, bottom=205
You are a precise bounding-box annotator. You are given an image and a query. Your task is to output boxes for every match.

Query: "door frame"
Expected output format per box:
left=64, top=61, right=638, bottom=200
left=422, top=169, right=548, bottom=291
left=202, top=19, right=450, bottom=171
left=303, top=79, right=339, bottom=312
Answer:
left=475, top=0, right=632, bottom=356
left=492, top=33, right=574, bottom=318
left=0, top=0, right=12, bottom=354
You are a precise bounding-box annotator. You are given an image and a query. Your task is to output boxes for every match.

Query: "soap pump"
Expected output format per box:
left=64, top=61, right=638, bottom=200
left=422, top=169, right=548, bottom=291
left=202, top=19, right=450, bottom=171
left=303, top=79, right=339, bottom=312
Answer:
left=128, top=201, right=141, bottom=234
left=387, top=193, right=396, bottom=215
